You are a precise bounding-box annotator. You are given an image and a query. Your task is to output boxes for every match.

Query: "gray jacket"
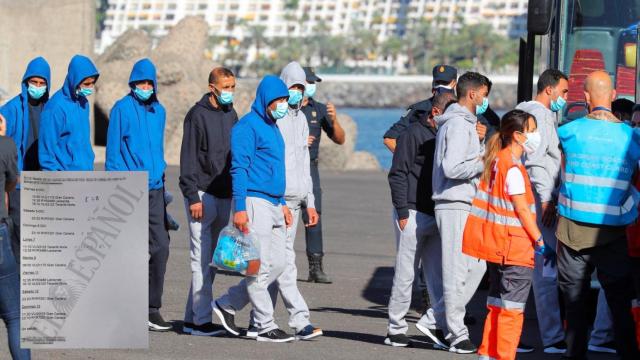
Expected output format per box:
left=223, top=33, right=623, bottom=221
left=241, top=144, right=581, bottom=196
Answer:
left=279, top=62, right=315, bottom=208
left=515, top=101, right=561, bottom=202
left=432, top=103, right=484, bottom=210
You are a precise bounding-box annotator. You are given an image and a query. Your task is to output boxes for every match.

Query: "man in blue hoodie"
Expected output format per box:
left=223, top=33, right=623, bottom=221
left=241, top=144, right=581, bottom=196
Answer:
left=0, top=56, right=51, bottom=261
left=39, top=55, right=99, bottom=171
left=105, top=58, right=171, bottom=332
left=212, top=75, right=295, bottom=343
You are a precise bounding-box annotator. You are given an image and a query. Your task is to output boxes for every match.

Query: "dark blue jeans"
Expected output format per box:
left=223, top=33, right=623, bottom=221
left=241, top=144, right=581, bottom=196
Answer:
left=0, top=223, right=31, bottom=359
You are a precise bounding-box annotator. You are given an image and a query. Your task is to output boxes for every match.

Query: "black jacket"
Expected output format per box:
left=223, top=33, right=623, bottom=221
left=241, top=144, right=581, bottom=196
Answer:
left=179, top=94, right=238, bottom=204
left=388, top=117, right=437, bottom=218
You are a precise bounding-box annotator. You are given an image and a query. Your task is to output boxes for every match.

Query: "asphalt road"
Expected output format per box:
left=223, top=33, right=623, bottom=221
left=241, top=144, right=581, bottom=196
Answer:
left=1, top=168, right=617, bottom=360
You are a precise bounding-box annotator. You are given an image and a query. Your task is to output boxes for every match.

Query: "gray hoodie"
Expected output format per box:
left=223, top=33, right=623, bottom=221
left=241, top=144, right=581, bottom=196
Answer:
left=515, top=100, right=561, bottom=203
left=432, top=103, right=484, bottom=210
left=278, top=62, right=315, bottom=208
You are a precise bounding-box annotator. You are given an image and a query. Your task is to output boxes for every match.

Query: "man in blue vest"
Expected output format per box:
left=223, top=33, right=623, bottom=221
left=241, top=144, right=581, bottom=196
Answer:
left=556, top=70, right=640, bottom=359
left=0, top=56, right=51, bottom=261
left=105, top=58, right=171, bottom=332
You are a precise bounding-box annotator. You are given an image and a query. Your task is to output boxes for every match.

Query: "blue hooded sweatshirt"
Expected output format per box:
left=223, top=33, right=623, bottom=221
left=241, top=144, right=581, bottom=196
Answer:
left=231, top=75, right=289, bottom=212
left=0, top=57, right=51, bottom=173
left=105, top=58, right=166, bottom=190
left=38, top=55, right=99, bottom=171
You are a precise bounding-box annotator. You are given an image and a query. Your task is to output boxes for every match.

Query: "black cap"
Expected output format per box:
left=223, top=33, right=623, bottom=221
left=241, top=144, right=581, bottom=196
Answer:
left=432, top=65, right=457, bottom=83
left=304, top=67, right=322, bottom=83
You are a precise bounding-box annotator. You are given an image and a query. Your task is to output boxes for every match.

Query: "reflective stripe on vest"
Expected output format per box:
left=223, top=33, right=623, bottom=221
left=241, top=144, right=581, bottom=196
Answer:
left=487, top=296, right=526, bottom=310
left=475, top=189, right=536, bottom=213
left=563, top=172, right=630, bottom=190
left=470, top=205, right=523, bottom=227
left=558, top=190, right=638, bottom=217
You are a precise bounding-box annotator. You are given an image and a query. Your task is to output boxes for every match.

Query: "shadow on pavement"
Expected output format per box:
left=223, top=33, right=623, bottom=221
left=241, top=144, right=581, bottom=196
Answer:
left=311, top=305, right=417, bottom=320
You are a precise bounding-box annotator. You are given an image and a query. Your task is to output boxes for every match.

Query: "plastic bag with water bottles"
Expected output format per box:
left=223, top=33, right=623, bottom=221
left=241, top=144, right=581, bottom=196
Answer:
left=211, top=225, right=260, bottom=276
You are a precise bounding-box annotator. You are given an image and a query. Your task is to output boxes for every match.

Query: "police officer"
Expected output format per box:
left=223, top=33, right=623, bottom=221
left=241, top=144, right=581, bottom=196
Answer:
left=300, top=67, right=345, bottom=284
left=383, top=65, right=457, bottom=153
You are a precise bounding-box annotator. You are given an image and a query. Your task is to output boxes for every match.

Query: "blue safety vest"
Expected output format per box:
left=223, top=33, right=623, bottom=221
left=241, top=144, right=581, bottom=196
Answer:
left=558, top=117, right=640, bottom=226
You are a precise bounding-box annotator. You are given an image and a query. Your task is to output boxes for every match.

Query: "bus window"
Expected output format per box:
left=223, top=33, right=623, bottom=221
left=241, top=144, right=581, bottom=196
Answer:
left=560, top=0, right=639, bottom=106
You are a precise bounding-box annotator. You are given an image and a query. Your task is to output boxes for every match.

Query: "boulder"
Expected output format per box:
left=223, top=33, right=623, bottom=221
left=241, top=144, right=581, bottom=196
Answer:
left=318, top=114, right=357, bottom=170
left=344, top=151, right=381, bottom=171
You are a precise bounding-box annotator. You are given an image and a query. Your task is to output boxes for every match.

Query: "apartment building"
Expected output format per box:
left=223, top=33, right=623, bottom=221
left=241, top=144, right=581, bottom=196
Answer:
left=99, top=0, right=529, bottom=53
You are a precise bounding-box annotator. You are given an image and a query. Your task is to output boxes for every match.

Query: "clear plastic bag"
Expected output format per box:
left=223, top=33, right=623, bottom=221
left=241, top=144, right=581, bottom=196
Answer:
left=211, top=225, right=260, bottom=276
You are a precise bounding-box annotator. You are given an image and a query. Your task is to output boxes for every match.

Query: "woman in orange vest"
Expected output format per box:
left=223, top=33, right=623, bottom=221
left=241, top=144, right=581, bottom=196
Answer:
left=463, top=109, right=550, bottom=360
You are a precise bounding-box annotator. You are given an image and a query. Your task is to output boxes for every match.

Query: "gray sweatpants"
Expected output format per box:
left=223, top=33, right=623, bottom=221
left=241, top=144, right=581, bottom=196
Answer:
left=435, top=208, right=486, bottom=346
left=530, top=194, right=565, bottom=346
left=388, top=209, right=446, bottom=335
left=265, top=197, right=312, bottom=330
left=215, top=197, right=287, bottom=333
left=183, top=192, right=231, bottom=325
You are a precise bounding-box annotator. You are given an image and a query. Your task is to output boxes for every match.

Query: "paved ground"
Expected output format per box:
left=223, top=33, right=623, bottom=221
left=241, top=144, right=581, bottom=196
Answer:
left=1, top=168, right=617, bottom=359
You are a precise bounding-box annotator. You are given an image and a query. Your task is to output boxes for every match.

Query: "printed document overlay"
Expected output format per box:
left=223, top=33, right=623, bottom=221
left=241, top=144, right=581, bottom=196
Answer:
left=20, top=171, right=148, bottom=349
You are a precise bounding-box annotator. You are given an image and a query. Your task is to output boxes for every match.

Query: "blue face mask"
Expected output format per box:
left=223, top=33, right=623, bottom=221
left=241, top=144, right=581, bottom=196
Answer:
left=550, top=95, right=566, bottom=113
left=270, top=101, right=289, bottom=120
left=216, top=90, right=234, bottom=105
left=476, top=97, right=489, bottom=115
left=77, top=87, right=94, bottom=97
left=27, top=84, right=47, bottom=100
left=304, top=83, right=317, bottom=98
left=133, top=87, right=154, bottom=101
left=288, top=89, right=303, bottom=106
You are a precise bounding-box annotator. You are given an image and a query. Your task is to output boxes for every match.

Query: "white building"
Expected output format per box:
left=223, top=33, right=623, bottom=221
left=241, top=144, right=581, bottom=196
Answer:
left=99, top=0, right=529, bottom=54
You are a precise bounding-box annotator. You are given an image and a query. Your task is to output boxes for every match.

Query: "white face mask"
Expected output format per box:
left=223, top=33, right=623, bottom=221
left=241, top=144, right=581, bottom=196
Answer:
left=523, top=131, right=542, bottom=155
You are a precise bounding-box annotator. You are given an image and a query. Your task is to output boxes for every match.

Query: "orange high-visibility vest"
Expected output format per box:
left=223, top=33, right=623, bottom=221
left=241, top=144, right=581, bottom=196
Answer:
left=626, top=175, right=640, bottom=258
left=463, top=148, right=537, bottom=268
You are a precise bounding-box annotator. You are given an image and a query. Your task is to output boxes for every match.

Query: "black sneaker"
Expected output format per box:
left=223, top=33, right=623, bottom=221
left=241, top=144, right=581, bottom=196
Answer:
left=182, top=322, right=194, bottom=334
left=191, top=322, right=226, bottom=337
left=384, top=333, right=412, bottom=347
left=212, top=301, right=240, bottom=336
left=544, top=340, right=567, bottom=354
left=449, top=339, right=478, bottom=354
left=415, top=323, right=449, bottom=349
left=588, top=341, right=617, bottom=354
left=517, top=342, right=535, bottom=353
left=245, top=325, right=258, bottom=339
left=295, top=324, right=323, bottom=340
left=256, top=328, right=295, bottom=343
left=148, top=312, right=172, bottom=332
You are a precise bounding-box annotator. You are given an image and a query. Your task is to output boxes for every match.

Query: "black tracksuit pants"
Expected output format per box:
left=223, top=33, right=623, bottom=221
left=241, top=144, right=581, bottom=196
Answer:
left=557, top=238, right=639, bottom=360
left=302, top=162, right=323, bottom=255
left=149, top=189, right=170, bottom=313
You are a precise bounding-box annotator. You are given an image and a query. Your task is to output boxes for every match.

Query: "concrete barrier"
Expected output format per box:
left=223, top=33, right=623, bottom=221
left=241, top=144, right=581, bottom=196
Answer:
left=0, top=0, right=94, bottom=102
